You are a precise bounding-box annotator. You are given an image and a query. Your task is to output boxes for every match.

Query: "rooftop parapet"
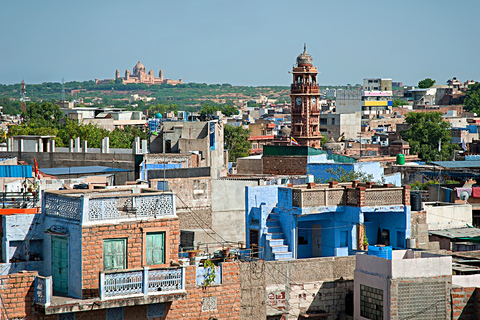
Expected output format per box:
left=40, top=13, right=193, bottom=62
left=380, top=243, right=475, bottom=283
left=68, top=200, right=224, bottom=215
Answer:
left=43, top=188, right=175, bottom=224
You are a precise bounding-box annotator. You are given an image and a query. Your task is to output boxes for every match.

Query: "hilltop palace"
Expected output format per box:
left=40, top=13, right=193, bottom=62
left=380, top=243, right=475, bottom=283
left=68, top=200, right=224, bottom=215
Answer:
left=95, top=60, right=183, bottom=85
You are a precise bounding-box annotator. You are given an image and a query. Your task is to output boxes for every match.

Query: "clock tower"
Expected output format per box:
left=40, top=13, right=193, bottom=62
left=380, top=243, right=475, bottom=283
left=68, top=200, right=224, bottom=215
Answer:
left=290, top=45, right=321, bottom=148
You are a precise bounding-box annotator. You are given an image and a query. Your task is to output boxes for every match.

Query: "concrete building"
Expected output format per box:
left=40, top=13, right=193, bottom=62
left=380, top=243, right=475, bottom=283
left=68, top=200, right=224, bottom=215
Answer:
left=354, top=250, right=452, bottom=319
left=319, top=112, right=361, bottom=141
left=246, top=182, right=411, bottom=260
left=149, top=120, right=228, bottom=179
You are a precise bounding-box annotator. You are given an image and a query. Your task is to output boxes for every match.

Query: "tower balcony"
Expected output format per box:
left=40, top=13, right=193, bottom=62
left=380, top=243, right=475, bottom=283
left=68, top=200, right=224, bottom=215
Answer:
left=311, top=108, right=320, bottom=115
left=291, top=85, right=320, bottom=94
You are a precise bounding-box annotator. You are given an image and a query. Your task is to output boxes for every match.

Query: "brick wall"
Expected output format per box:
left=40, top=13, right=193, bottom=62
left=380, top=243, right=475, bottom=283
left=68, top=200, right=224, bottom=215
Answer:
left=263, top=156, right=307, bottom=175
left=451, top=287, right=477, bottom=320
left=81, top=218, right=180, bottom=298
left=0, top=271, right=36, bottom=320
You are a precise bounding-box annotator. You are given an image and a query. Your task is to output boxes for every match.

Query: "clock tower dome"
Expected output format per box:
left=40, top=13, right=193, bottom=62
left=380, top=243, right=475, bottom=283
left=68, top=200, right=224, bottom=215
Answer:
left=290, top=44, right=321, bottom=148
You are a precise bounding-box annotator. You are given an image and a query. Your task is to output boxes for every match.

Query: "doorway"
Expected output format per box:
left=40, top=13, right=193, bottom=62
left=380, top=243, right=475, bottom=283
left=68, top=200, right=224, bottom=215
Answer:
left=52, top=236, right=68, bottom=295
left=312, top=224, right=322, bottom=257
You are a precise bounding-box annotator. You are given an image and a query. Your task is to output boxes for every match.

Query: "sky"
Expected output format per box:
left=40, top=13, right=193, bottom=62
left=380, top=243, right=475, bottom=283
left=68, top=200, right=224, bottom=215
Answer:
left=1, top=0, right=479, bottom=87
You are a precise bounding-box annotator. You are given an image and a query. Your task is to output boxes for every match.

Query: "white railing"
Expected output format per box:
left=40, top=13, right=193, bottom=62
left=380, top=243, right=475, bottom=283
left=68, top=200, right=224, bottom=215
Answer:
left=34, top=276, right=52, bottom=306
left=88, top=193, right=174, bottom=221
left=100, top=267, right=184, bottom=300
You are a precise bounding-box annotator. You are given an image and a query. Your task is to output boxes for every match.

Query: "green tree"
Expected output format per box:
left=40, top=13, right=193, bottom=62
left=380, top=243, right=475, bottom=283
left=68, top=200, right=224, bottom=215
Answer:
left=224, top=125, right=251, bottom=162
left=464, top=82, right=480, bottom=113
left=392, top=99, right=408, bottom=108
left=22, top=101, right=64, bottom=128
left=418, top=78, right=436, bottom=89
left=316, top=167, right=374, bottom=183
left=401, top=111, right=456, bottom=162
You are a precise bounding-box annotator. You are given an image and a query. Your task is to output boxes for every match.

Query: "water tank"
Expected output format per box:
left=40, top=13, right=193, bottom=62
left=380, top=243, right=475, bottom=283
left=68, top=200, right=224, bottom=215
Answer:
left=368, top=246, right=392, bottom=260
left=396, top=153, right=405, bottom=165
left=410, top=191, right=422, bottom=211
left=406, top=238, right=416, bottom=249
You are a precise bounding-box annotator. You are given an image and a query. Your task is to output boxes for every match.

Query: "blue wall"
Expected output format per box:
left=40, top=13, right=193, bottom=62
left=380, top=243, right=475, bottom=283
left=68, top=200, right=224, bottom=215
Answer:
left=307, top=161, right=385, bottom=183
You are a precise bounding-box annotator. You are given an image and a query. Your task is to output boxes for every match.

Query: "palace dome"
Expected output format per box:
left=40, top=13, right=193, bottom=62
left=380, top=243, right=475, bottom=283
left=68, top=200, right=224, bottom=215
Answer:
left=133, top=60, right=146, bottom=75
left=296, top=44, right=313, bottom=66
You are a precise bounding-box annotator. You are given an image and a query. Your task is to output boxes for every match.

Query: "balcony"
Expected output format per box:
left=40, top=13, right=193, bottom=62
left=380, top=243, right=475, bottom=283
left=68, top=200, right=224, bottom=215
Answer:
left=44, top=188, right=174, bottom=224
left=34, top=267, right=186, bottom=314
left=0, top=191, right=40, bottom=214
left=291, top=184, right=407, bottom=208
left=291, top=84, right=320, bottom=94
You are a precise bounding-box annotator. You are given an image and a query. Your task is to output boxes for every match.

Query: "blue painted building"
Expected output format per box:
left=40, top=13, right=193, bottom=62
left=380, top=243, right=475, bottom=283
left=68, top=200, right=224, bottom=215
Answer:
left=246, top=183, right=411, bottom=260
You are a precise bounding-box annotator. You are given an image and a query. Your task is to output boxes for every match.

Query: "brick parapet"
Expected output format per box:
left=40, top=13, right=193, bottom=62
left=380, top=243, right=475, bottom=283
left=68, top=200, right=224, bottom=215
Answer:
left=263, top=156, right=308, bottom=175
left=0, top=271, right=36, bottom=319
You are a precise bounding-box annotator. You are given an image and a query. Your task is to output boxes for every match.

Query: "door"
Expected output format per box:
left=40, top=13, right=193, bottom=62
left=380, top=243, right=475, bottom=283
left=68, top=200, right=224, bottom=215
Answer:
left=312, top=224, right=322, bottom=257
left=249, top=229, right=259, bottom=258
left=52, top=236, right=68, bottom=294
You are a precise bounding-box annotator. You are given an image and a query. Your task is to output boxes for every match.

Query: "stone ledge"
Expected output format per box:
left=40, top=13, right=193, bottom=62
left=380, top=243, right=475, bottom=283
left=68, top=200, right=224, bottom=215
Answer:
left=35, top=291, right=187, bottom=315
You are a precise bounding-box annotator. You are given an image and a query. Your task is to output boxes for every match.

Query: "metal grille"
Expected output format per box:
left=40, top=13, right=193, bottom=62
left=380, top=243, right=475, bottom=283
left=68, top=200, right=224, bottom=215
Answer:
left=58, top=313, right=75, bottom=320
left=301, top=190, right=325, bottom=207
left=292, top=189, right=302, bottom=207
left=148, top=268, right=183, bottom=292
left=346, top=189, right=358, bottom=205
left=147, top=303, right=164, bottom=318
left=45, top=195, right=82, bottom=220
left=106, top=307, right=124, bottom=320
left=365, top=189, right=403, bottom=206
left=104, top=271, right=143, bottom=297
left=202, top=296, right=218, bottom=311
left=397, top=280, right=447, bottom=320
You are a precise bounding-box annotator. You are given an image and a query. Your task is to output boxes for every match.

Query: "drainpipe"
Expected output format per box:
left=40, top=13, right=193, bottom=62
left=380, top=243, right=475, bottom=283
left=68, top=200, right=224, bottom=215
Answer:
left=295, top=215, right=298, bottom=259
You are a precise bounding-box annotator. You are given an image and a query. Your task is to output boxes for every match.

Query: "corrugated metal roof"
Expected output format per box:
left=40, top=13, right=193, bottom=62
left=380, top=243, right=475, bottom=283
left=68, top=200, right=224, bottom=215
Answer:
left=0, top=165, right=32, bottom=178
left=429, top=227, right=480, bottom=239
left=431, top=161, right=480, bottom=169
left=39, top=166, right=131, bottom=176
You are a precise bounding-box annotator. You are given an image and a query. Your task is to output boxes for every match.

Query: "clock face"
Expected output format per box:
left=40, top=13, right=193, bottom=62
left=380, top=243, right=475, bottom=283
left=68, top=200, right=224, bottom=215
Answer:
left=295, top=97, right=302, bottom=106
left=311, top=97, right=316, bottom=105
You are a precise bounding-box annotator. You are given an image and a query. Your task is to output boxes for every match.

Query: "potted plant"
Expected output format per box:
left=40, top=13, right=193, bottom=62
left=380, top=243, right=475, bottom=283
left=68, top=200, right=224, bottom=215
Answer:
left=187, top=249, right=202, bottom=260
left=363, top=235, right=369, bottom=251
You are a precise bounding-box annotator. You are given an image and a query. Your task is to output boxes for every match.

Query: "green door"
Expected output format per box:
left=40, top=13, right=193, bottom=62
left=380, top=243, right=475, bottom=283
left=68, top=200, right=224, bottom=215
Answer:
left=52, top=236, right=69, bottom=294
left=104, top=239, right=126, bottom=271
left=146, top=232, right=165, bottom=265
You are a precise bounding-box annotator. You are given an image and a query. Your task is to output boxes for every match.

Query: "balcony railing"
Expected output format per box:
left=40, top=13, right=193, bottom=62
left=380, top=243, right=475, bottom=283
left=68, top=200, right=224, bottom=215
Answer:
left=100, top=267, right=185, bottom=300
left=292, top=186, right=406, bottom=208
left=0, top=191, right=40, bottom=209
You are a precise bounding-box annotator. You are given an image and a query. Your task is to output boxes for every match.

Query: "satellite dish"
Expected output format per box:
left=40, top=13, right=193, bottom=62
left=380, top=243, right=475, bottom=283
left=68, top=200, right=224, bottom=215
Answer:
left=460, top=191, right=470, bottom=201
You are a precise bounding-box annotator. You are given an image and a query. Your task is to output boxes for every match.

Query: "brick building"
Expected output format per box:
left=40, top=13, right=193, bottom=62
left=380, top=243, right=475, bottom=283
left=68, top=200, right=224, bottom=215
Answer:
left=0, top=186, right=241, bottom=320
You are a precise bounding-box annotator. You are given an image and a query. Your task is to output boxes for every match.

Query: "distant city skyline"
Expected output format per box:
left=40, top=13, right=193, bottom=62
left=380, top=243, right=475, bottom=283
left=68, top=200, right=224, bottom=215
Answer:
left=1, top=0, right=479, bottom=87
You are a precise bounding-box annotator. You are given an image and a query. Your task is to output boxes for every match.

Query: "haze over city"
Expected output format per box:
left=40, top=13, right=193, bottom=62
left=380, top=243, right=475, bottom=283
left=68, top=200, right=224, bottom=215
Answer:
left=1, top=0, right=479, bottom=86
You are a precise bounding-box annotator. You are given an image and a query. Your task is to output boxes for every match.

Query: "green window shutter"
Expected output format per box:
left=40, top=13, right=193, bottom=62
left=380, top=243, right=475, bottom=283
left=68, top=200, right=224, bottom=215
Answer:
left=146, top=232, right=165, bottom=265
left=104, top=239, right=126, bottom=271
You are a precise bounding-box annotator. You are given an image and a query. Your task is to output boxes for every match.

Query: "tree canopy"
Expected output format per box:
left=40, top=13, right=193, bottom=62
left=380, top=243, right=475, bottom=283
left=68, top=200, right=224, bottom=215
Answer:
left=8, top=101, right=147, bottom=148
left=418, top=78, right=436, bottom=89
left=464, top=82, right=480, bottom=113
left=400, top=111, right=456, bottom=162
left=224, top=125, right=251, bottom=162
left=199, top=103, right=238, bottom=117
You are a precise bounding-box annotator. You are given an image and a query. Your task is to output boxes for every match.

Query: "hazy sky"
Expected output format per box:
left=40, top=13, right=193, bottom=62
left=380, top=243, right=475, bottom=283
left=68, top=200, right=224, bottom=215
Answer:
left=1, top=0, right=479, bottom=87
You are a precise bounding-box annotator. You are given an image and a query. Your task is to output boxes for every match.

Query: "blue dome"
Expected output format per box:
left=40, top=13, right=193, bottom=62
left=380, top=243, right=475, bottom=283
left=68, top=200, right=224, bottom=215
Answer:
left=155, top=113, right=162, bottom=119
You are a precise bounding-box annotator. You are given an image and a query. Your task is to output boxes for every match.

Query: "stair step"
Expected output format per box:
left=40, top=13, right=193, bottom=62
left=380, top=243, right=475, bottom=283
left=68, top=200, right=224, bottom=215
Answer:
left=271, top=245, right=289, bottom=253
left=266, top=219, right=280, bottom=227
left=273, top=251, right=293, bottom=260
left=268, top=239, right=285, bottom=246
left=266, top=226, right=283, bottom=233
left=266, top=232, right=285, bottom=240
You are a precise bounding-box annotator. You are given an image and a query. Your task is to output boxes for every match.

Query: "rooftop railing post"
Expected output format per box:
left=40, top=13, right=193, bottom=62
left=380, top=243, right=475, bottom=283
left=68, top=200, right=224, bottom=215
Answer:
left=143, top=267, right=149, bottom=295
left=181, top=266, right=186, bottom=290
left=45, top=276, right=52, bottom=307
left=99, top=272, right=105, bottom=300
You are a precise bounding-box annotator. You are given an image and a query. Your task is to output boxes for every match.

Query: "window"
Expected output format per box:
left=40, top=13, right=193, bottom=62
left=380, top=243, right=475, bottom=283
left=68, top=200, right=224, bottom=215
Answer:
left=331, top=118, right=336, bottom=125
left=103, top=239, right=126, bottom=271
left=360, top=284, right=383, bottom=319
left=106, top=307, right=124, bottom=320
left=340, top=231, right=348, bottom=247
left=58, top=313, right=75, bottom=320
left=146, top=232, right=165, bottom=265
left=147, top=303, right=164, bottom=318
left=252, top=143, right=258, bottom=149
left=320, top=118, right=327, bottom=125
